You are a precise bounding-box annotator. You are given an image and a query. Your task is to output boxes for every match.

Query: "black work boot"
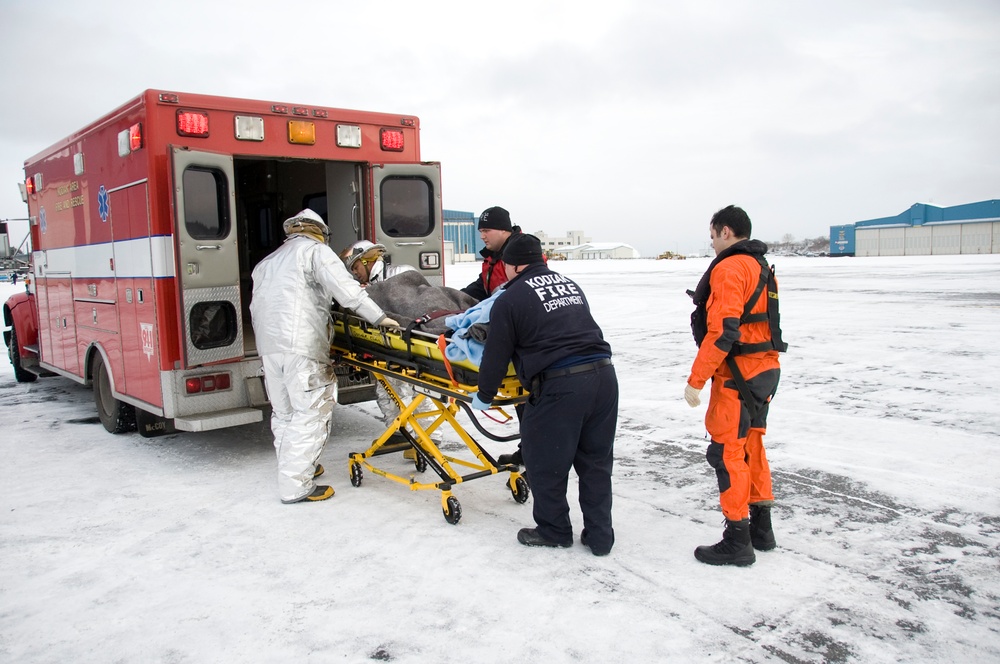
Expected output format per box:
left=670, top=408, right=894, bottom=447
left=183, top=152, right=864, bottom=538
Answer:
left=497, top=448, right=523, bottom=466
left=749, top=504, right=776, bottom=551
left=694, top=519, right=756, bottom=566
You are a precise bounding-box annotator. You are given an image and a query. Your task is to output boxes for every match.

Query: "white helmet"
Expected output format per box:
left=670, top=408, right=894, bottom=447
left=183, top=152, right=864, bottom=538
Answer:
left=282, top=208, right=329, bottom=239
left=340, top=240, right=387, bottom=271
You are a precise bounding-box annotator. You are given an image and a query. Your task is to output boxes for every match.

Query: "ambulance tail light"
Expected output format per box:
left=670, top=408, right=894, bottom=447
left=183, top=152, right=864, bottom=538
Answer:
left=185, top=372, right=232, bottom=395
left=380, top=128, right=404, bottom=152
left=177, top=110, right=210, bottom=137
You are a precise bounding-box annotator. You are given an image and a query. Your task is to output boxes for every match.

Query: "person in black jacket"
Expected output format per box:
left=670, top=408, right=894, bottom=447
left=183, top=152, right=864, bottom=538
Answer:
left=471, top=234, right=618, bottom=556
left=460, top=206, right=521, bottom=301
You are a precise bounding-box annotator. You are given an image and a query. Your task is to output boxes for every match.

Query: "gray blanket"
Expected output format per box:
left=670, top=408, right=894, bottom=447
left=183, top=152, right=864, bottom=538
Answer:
left=365, top=270, right=479, bottom=335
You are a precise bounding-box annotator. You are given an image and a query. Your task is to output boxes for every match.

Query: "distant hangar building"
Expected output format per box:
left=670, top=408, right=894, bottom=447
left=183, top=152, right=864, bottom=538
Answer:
left=442, top=210, right=639, bottom=261
left=831, top=199, right=1000, bottom=257
left=442, top=209, right=484, bottom=262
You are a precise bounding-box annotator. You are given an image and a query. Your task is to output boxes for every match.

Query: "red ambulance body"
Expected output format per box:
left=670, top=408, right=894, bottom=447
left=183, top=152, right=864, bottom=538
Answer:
left=3, top=90, right=444, bottom=436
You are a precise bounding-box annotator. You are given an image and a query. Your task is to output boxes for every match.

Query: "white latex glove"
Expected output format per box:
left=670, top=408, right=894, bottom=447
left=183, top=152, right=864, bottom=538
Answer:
left=684, top=384, right=702, bottom=408
left=380, top=317, right=401, bottom=328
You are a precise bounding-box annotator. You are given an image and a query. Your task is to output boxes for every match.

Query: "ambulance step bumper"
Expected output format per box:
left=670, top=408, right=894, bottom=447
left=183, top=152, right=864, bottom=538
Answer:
left=173, top=407, right=264, bottom=432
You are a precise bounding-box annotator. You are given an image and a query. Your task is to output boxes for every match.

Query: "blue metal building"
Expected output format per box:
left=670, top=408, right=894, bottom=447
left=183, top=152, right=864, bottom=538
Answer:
left=443, top=209, right=484, bottom=257
left=830, top=199, right=1000, bottom=256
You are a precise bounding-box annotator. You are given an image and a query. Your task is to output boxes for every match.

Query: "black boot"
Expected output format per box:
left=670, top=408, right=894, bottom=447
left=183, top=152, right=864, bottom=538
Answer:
left=497, top=448, right=523, bottom=466
left=749, top=504, right=776, bottom=551
left=694, top=519, right=756, bottom=566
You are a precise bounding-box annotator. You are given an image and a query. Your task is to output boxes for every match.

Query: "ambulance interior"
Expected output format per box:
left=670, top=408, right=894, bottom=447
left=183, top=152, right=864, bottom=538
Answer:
left=232, top=158, right=364, bottom=357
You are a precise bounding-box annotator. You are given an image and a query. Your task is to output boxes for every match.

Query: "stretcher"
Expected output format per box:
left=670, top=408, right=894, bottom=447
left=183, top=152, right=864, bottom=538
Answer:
left=330, top=311, right=529, bottom=524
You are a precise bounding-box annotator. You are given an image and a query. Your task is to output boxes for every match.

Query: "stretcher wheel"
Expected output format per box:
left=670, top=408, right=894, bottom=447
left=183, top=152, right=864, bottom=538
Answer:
left=414, top=455, right=427, bottom=473
left=510, top=476, right=530, bottom=504
left=443, top=496, right=462, bottom=525
left=350, top=462, right=363, bottom=487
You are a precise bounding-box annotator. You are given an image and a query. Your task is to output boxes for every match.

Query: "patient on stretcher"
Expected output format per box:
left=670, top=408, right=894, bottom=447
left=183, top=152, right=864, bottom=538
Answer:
left=364, top=270, right=478, bottom=335
left=363, top=270, right=504, bottom=367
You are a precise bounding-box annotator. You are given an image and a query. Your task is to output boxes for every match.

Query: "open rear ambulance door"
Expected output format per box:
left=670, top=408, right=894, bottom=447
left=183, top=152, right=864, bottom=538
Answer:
left=371, top=163, right=444, bottom=286
left=170, top=147, right=245, bottom=367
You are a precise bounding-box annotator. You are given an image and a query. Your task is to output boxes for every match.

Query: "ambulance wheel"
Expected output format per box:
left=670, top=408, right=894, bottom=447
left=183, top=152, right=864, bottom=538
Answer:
left=93, top=354, right=136, bottom=434
left=9, top=326, right=37, bottom=383
left=510, top=475, right=530, bottom=504
left=350, top=462, right=363, bottom=487
left=414, top=455, right=427, bottom=473
left=443, top=496, right=462, bottom=525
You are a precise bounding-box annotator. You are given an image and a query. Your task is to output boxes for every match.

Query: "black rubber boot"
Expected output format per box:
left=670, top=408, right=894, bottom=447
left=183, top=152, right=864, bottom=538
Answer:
left=694, top=519, right=756, bottom=566
left=749, top=504, right=776, bottom=551
left=497, top=448, right=523, bottom=466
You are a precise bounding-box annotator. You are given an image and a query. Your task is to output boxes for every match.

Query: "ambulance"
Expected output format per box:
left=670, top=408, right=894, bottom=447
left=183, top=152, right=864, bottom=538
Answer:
left=3, top=90, right=444, bottom=436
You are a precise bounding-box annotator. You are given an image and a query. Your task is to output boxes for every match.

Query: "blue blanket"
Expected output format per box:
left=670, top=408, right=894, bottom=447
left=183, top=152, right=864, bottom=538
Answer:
left=444, top=289, right=503, bottom=366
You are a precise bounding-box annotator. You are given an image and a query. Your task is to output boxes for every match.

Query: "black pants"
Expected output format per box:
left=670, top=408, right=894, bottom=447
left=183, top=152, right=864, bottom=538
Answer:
left=520, top=364, right=618, bottom=549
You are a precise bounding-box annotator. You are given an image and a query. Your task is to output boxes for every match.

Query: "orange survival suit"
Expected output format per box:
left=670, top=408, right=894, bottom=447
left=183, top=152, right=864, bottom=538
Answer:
left=687, top=239, right=785, bottom=522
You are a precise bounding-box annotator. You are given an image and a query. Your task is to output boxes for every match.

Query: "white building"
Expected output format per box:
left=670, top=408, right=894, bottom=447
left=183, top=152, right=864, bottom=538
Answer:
left=533, top=230, right=591, bottom=252
left=551, top=242, right=641, bottom=260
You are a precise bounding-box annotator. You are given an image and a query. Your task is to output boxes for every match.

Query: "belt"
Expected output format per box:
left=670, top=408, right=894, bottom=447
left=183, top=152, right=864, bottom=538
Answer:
left=540, top=357, right=613, bottom=381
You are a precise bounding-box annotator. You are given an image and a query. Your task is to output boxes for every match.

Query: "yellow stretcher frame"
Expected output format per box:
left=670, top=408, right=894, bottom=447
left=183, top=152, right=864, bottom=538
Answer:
left=330, top=312, right=529, bottom=524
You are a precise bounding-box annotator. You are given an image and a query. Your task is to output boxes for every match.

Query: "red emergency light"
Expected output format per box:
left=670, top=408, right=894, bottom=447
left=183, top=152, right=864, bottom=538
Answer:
left=176, top=110, right=210, bottom=137
left=129, top=123, right=143, bottom=151
left=380, top=128, right=404, bottom=152
left=185, top=372, right=232, bottom=394
left=25, top=176, right=35, bottom=195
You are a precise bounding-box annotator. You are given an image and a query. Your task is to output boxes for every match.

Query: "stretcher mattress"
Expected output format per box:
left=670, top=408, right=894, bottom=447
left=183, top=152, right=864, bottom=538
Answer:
left=329, top=311, right=524, bottom=402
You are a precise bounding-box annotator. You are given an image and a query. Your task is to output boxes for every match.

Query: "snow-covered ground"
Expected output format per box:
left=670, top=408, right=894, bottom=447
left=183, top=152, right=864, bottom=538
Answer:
left=2, top=254, right=998, bottom=663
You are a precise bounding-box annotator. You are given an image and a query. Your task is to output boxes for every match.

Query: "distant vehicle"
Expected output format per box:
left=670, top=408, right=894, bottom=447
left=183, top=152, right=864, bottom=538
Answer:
left=4, top=90, right=444, bottom=437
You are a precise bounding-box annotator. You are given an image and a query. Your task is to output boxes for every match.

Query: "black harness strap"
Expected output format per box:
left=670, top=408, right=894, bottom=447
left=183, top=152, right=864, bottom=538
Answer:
left=725, top=257, right=785, bottom=420
left=401, top=309, right=464, bottom=347
left=730, top=257, right=788, bottom=357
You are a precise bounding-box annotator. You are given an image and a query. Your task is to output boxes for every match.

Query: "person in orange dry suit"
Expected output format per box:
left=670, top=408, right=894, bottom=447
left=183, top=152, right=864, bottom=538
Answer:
left=685, top=205, right=785, bottom=567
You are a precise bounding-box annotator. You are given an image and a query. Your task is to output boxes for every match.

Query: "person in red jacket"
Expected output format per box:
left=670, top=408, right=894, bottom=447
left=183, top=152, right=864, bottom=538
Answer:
left=460, top=206, right=522, bottom=301
left=685, top=205, right=781, bottom=566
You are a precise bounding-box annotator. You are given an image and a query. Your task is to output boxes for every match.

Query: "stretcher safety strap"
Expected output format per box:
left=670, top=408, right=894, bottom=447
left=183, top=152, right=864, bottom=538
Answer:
left=436, top=334, right=460, bottom=389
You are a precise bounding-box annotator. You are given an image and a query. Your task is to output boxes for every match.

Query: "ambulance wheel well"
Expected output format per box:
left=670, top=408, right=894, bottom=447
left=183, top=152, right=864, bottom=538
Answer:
left=90, top=349, right=136, bottom=434
left=84, top=344, right=111, bottom=387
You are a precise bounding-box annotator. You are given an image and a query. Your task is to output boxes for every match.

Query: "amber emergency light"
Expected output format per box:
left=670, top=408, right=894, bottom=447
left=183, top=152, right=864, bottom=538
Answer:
left=288, top=121, right=316, bottom=145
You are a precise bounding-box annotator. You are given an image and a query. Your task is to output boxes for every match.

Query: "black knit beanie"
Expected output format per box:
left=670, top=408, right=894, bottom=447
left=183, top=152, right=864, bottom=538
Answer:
left=478, top=206, right=512, bottom=232
left=502, top=233, right=544, bottom=266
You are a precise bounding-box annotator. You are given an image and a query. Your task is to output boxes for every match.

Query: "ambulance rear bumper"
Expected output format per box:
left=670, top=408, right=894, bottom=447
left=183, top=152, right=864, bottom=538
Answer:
left=173, top=407, right=263, bottom=432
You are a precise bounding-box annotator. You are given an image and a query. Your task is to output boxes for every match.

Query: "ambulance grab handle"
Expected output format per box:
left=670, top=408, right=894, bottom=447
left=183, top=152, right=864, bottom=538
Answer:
left=195, top=244, right=222, bottom=250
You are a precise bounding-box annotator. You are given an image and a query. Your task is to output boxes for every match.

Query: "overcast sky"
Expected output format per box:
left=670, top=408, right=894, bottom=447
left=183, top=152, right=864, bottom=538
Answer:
left=1, top=0, right=997, bottom=256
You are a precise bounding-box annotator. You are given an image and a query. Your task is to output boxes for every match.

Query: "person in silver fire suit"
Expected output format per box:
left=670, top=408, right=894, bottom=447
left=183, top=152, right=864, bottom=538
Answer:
left=340, top=240, right=416, bottom=286
left=251, top=209, right=399, bottom=504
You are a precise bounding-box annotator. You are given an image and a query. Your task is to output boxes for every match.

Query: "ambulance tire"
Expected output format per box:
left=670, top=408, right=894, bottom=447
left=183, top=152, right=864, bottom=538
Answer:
left=93, top=354, right=136, bottom=434
left=9, top=326, right=37, bottom=383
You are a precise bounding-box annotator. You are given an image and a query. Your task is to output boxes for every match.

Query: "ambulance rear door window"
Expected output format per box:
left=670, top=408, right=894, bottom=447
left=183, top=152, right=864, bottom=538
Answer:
left=183, top=167, right=230, bottom=239
left=380, top=177, right=432, bottom=237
